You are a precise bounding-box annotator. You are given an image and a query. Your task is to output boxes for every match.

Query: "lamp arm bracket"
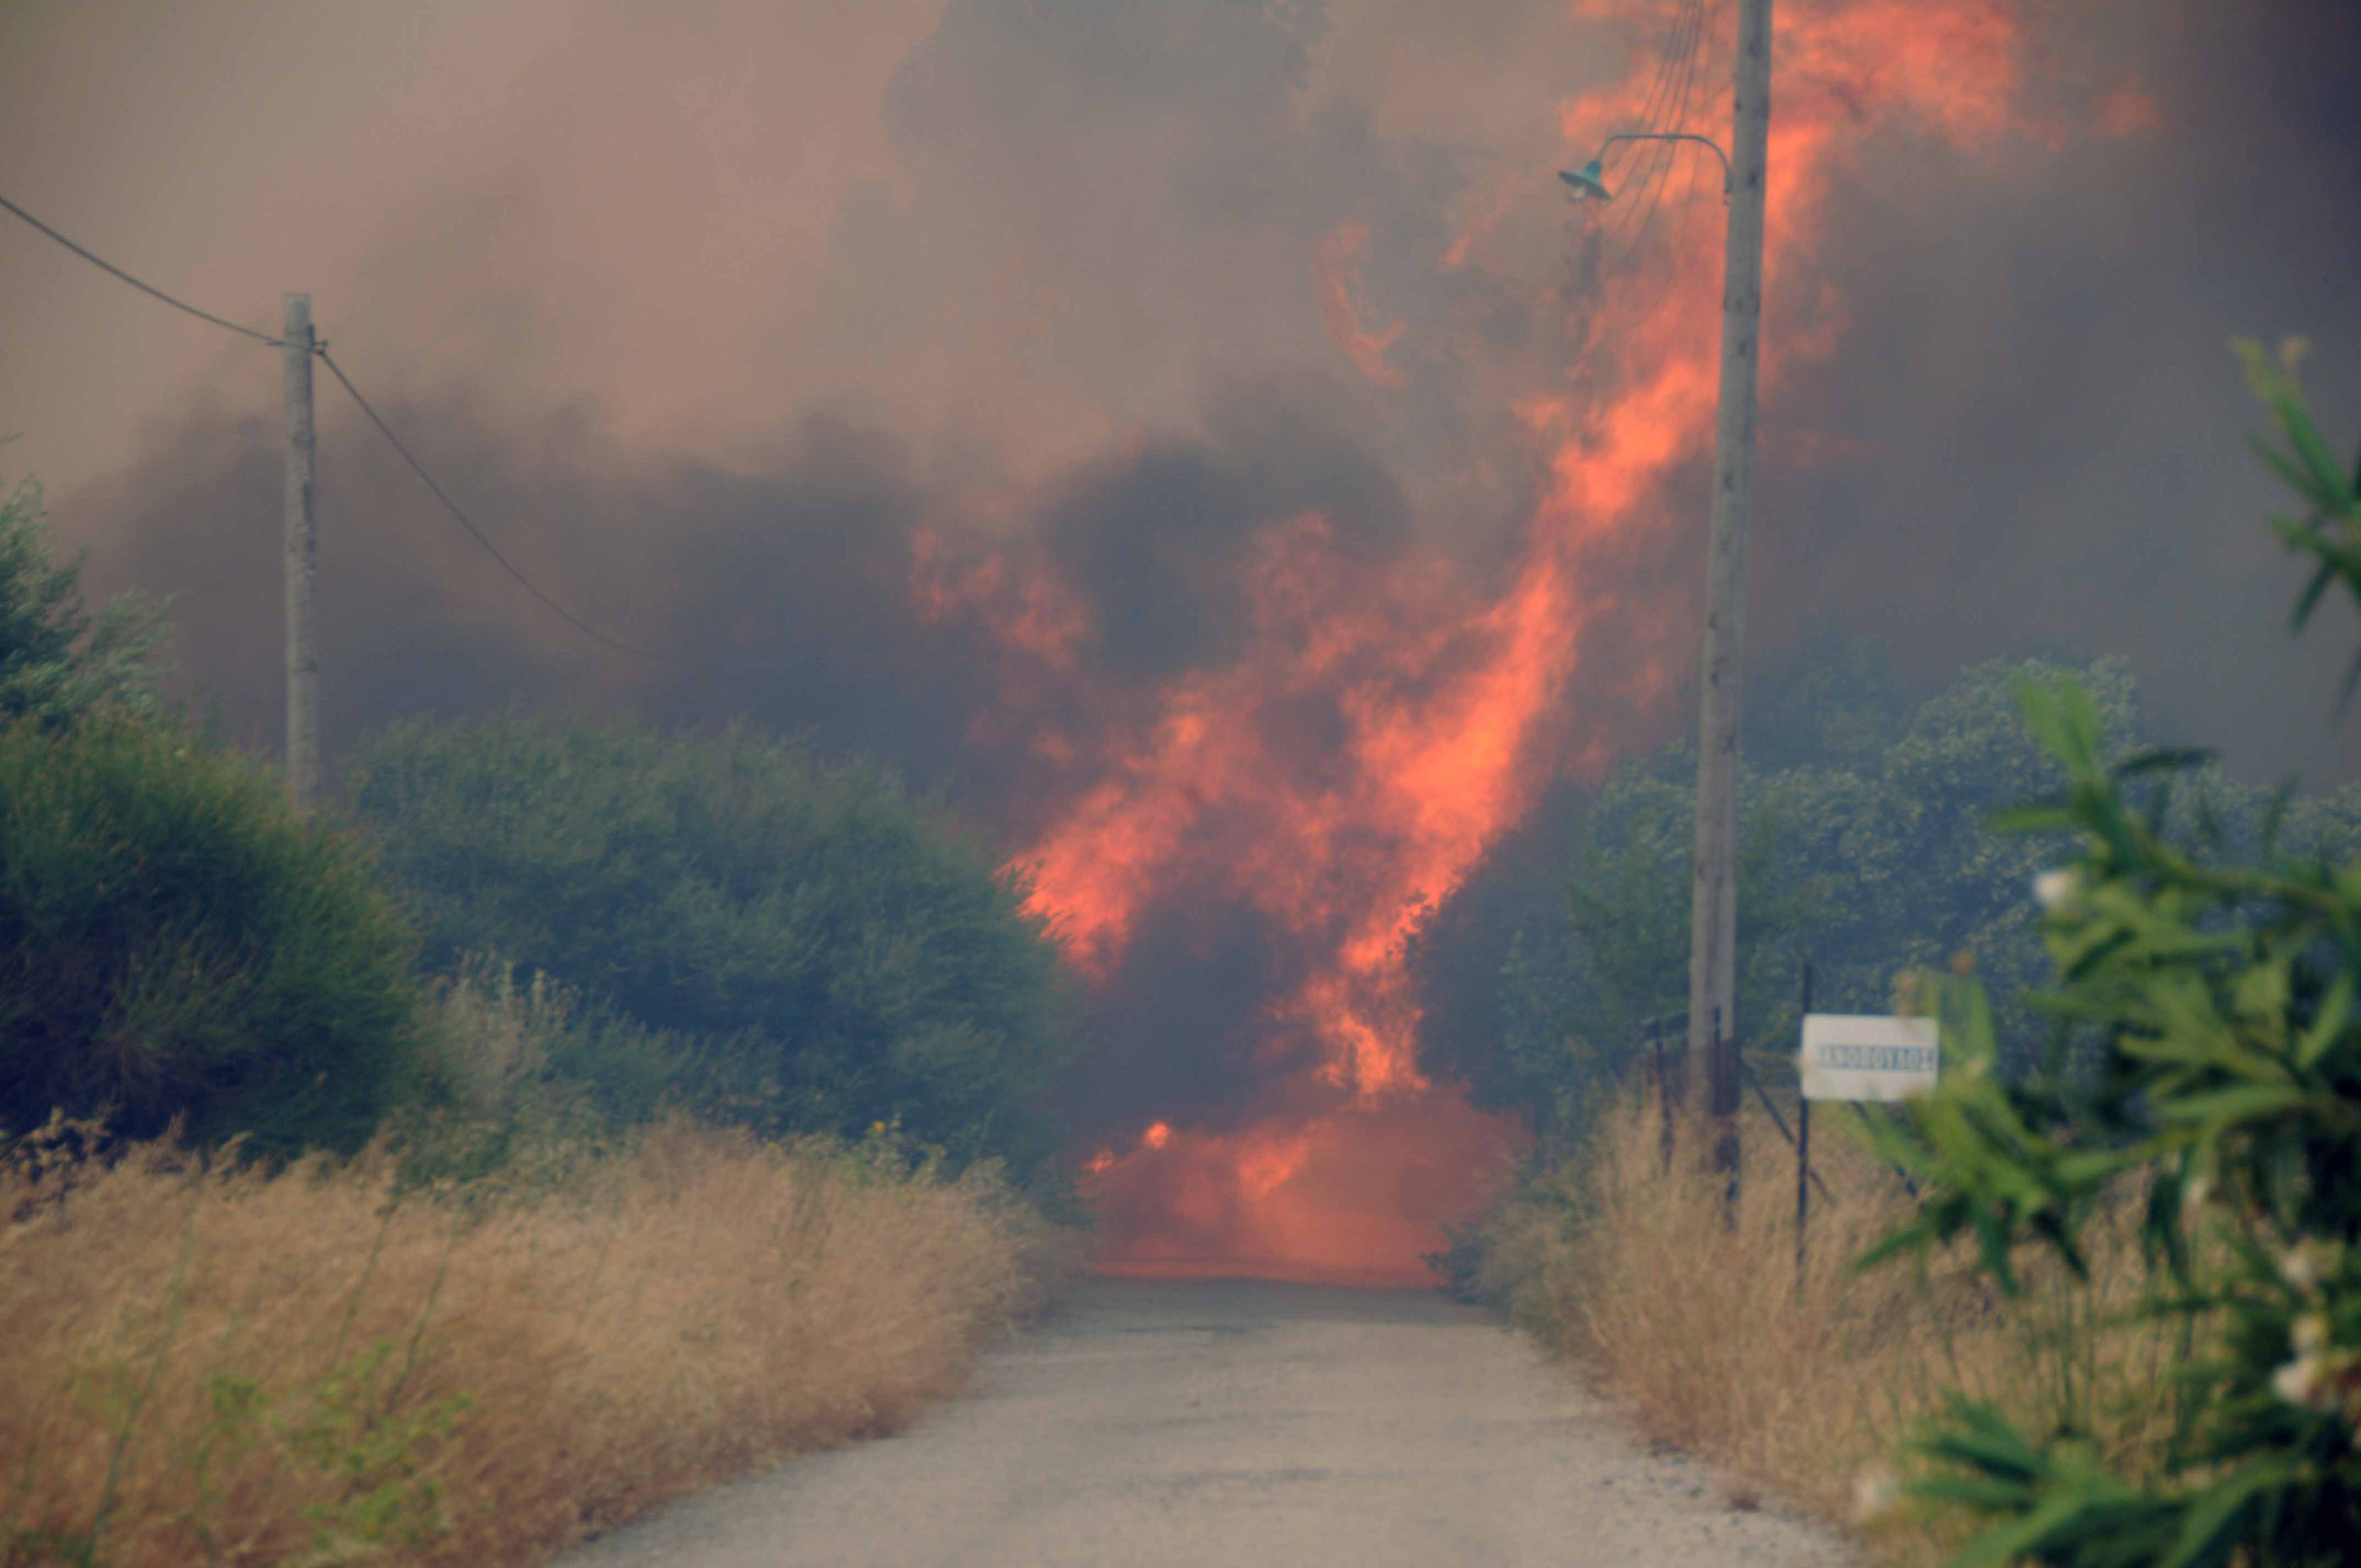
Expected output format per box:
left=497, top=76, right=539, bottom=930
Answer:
left=1598, top=131, right=1734, bottom=193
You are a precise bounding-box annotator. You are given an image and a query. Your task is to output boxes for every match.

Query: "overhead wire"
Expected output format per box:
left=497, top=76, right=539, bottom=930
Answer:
left=0, top=192, right=286, bottom=347
left=1614, top=3, right=1683, bottom=149
left=1619, top=129, right=1708, bottom=331
left=2, top=187, right=733, bottom=672
left=1599, top=0, right=1699, bottom=249
left=1629, top=0, right=1710, bottom=255
left=1601, top=0, right=1708, bottom=259
left=1567, top=1, right=1696, bottom=308
left=313, top=351, right=718, bottom=669
left=1595, top=1, right=1692, bottom=249
left=1615, top=0, right=1716, bottom=323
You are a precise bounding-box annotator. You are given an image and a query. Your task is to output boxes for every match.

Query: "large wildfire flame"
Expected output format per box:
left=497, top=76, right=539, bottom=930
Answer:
left=916, top=0, right=2122, bottom=1286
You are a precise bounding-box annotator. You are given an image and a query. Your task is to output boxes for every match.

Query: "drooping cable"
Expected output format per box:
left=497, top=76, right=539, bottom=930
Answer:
left=315, top=350, right=718, bottom=668
left=0, top=192, right=284, bottom=347
left=1601, top=0, right=1709, bottom=259
left=2, top=186, right=760, bottom=674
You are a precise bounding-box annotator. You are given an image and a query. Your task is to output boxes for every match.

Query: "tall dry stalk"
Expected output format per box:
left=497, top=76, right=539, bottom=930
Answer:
left=1480, top=1090, right=2186, bottom=1565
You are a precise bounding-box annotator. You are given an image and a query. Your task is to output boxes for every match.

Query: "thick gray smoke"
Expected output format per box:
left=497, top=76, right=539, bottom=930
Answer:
left=4, top=0, right=2358, bottom=1144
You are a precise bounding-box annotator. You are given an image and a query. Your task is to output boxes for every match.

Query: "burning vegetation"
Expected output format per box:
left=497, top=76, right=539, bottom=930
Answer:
left=14, top=0, right=2348, bottom=1297
left=906, top=0, right=2135, bottom=1284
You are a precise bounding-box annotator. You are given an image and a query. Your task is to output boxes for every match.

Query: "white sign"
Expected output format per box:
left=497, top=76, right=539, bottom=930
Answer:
left=1799, top=1014, right=1939, bottom=1102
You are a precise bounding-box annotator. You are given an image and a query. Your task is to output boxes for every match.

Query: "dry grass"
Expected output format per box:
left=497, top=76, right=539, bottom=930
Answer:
left=0, top=1118, right=1068, bottom=1567
left=1481, top=1089, right=2190, bottom=1564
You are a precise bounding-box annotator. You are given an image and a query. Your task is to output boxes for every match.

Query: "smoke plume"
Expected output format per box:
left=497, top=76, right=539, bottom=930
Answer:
left=4, top=0, right=2356, bottom=1278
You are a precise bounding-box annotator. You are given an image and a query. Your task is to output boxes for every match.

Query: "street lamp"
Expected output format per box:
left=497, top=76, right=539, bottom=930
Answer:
left=1558, top=131, right=1733, bottom=204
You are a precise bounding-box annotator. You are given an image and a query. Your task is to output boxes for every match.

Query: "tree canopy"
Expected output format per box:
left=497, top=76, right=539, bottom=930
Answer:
left=351, top=714, right=1072, bottom=1172
left=1408, top=645, right=2361, bottom=1136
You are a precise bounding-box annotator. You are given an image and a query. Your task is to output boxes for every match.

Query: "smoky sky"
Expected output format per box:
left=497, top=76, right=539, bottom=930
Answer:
left=1750, top=1, right=2361, bottom=770
left=4, top=0, right=2360, bottom=1144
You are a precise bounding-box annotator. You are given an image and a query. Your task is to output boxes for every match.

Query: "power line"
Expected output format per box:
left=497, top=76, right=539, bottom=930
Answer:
left=1599, top=0, right=1694, bottom=251
left=1615, top=0, right=1715, bottom=322
left=1637, top=0, right=1711, bottom=251
left=1602, top=0, right=1708, bottom=257
left=3, top=187, right=741, bottom=673
left=316, top=350, right=715, bottom=669
left=0, top=192, right=284, bottom=347
left=1600, top=0, right=1692, bottom=245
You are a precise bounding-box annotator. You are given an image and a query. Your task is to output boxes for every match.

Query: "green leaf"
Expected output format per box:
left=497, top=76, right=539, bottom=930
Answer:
left=2158, top=1462, right=2291, bottom=1568
left=1919, top=1398, right=2044, bottom=1477
left=2296, top=969, right=2352, bottom=1067
left=2280, top=399, right=2359, bottom=514
left=2248, top=434, right=2334, bottom=515
left=2291, top=556, right=2338, bottom=628
left=1948, top=1487, right=2110, bottom=1568
left=2112, top=748, right=2217, bottom=780
left=2154, top=1084, right=2306, bottom=1127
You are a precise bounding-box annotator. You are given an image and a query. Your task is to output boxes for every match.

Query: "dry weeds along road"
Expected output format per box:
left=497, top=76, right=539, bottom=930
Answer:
left=558, top=1278, right=1853, bottom=1567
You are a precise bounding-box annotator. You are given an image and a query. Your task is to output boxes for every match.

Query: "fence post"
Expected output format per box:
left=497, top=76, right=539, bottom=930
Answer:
left=1652, top=1024, right=1672, bottom=1172
left=1795, top=961, right=1814, bottom=1291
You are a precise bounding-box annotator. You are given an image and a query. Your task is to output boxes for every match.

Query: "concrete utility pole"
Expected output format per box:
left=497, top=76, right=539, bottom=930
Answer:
left=1685, top=0, right=1773, bottom=1181
left=283, top=293, right=319, bottom=814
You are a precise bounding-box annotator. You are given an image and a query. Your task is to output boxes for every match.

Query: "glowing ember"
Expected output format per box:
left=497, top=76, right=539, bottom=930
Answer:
left=1084, top=1097, right=1510, bottom=1288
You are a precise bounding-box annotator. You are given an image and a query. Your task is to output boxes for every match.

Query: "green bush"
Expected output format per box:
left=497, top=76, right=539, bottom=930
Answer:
left=0, top=717, right=428, bottom=1156
left=1414, top=653, right=2144, bottom=1142
left=349, top=715, right=1070, bottom=1172
left=1863, top=341, right=2361, bottom=1565
left=391, top=956, right=720, bottom=1193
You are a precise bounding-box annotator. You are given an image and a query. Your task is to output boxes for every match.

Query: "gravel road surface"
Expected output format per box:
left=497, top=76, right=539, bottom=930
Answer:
left=558, top=1277, right=1857, bottom=1567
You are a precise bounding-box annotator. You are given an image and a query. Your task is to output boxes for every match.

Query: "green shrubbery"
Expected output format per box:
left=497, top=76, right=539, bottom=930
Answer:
left=1420, top=635, right=2361, bottom=1153
left=1863, top=341, right=2361, bottom=1565
left=1414, top=654, right=2148, bottom=1143
left=0, top=716, right=427, bottom=1157
left=0, top=474, right=1072, bottom=1176
left=1, top=484, right=428, bottom=1158
left=351, top=714, right=1070, bottom=1174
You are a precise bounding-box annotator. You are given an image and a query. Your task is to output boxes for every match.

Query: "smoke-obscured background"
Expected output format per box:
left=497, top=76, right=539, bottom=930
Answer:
left=5, top=0, right=2358, bottom=1153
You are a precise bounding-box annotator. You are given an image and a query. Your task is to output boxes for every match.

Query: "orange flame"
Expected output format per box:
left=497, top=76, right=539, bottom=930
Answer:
left=1316, top=221, right=1410, bottom=390
left=955, top=0, right=2074, bottom=1284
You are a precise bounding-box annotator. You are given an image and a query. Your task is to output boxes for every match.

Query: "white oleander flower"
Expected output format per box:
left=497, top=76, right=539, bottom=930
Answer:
left=2273, top=1350, right=2328, bottom=1408
left=2032, top=868, right=2080, bottom=912
left=2283, top=1240, right=2331, bottom=1291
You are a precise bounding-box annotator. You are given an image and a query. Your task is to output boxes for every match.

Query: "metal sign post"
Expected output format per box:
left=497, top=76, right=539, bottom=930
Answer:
left=1795, top=963, right=1813, bottom=1287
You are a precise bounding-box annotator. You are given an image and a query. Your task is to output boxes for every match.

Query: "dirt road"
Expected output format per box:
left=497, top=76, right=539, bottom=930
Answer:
left=558, top=1277, right=1855, bottom=1567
